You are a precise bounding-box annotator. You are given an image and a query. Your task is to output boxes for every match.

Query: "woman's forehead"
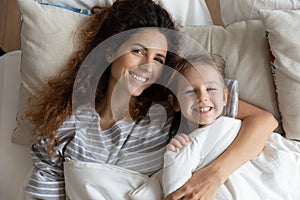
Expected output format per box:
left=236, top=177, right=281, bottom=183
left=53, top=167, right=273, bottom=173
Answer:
left=121, top=29, right=168, bottom=51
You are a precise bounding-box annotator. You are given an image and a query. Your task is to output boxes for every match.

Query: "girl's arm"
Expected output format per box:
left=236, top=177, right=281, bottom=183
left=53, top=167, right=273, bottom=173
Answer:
left=164, top=100, right=278, bottom=200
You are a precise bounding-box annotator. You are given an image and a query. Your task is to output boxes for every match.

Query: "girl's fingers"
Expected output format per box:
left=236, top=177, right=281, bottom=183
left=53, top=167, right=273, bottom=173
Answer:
left=167, top=134, right=191, bottom=151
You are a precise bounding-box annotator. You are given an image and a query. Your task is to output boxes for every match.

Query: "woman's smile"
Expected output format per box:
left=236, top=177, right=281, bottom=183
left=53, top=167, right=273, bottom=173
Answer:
left=129, top=71, right=149, bottom=83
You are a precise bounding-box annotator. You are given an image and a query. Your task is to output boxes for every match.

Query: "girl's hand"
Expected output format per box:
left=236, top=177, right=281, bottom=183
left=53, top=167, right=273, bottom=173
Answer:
left=163, top=165, right=223, bottom=200
left=166, top=133, right=191, bottom=152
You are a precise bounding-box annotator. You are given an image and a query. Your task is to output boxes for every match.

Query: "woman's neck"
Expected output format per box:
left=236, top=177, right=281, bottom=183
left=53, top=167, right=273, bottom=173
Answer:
left=97, top=76, right=132, bottom=129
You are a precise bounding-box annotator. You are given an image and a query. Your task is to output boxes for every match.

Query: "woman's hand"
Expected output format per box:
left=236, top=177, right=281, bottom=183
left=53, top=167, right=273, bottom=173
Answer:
left=164, top=165, right=223, bottom=200
left=167, top=133, right=191, bottom=152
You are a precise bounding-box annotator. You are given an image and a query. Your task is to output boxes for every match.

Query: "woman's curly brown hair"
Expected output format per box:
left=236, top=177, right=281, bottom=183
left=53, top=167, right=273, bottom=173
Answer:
left=25, top=0, right=178, bottom=155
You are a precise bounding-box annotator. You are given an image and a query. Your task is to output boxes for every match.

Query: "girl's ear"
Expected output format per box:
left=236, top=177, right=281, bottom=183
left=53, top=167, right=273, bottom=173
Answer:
left=168, top=94, right=181, bottom=112
left=223, top=87, right=228, bottom=106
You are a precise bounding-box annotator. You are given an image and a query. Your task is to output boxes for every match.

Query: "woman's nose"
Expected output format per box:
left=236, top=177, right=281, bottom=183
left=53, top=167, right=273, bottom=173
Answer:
left=140, top=55, right=156, bottom=72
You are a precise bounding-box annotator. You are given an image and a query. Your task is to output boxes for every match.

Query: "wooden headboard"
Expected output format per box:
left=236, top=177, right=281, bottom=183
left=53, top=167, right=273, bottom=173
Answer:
left=0, top=0, right=21, bottom=52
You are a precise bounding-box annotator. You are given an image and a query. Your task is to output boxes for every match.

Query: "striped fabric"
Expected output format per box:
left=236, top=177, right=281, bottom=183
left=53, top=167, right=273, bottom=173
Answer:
left=26, top=103, right=173, bottom=199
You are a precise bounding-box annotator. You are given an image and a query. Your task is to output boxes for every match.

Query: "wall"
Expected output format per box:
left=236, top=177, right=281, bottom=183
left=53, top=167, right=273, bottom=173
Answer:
left=0, top=0, right=21, bottom=52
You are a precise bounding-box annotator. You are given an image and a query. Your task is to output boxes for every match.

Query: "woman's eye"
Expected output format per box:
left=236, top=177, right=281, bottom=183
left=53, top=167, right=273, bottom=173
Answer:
left=132, top=49, right=143, bottom=55
left=154, top=57, right=165, bottom=64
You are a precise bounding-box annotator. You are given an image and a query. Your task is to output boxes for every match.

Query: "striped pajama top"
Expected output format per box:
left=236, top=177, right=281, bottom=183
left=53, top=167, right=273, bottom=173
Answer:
left=25, top=103, right=174, bottom=200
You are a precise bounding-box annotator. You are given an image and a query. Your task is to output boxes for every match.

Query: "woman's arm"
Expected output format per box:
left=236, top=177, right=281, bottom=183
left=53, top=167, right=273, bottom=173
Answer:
left=164, top=100, right=278, bottom=200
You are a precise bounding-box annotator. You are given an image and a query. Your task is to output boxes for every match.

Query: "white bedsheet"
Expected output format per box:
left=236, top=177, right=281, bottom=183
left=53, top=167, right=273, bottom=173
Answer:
left=128, top=117, right=300, bottom=200
left=0, top=51, right=33, bottom=200
left=64, top=161, right=163, bottom=200
left=161, top=117, right=300, bottom=199
left=64, top=117, right=300, bottom=200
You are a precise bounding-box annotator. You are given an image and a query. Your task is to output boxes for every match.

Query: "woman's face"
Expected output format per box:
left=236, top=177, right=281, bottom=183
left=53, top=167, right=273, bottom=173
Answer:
left=109, top=29, right=168, bottom=96
left=177, top=64, right=227, bottom=126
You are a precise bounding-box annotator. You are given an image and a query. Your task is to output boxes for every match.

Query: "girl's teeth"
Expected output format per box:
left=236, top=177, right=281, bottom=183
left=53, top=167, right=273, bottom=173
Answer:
left=200, top=107, right=210, bottom=112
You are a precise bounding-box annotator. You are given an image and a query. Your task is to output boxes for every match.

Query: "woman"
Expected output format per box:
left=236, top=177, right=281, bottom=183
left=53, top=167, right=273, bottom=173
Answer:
left=24, top=0, right=278, bottom=199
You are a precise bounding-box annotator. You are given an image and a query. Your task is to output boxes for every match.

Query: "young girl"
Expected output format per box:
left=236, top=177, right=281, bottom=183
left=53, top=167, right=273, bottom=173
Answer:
left=162, top=54, right=300, bottom=199
left=24, top=0, right=278, bottom=199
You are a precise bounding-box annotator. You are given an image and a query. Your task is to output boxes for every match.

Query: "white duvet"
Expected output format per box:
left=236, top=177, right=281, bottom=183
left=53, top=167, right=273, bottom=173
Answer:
left=64, top=117, right=300, bottom=200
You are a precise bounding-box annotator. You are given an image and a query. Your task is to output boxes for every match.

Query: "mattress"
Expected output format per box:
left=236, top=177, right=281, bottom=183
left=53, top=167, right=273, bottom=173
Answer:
left=0, top=51, right=33, bottom=200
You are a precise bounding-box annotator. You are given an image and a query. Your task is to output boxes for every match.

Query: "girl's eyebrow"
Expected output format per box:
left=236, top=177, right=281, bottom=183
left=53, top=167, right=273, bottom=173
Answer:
left=205, top=81, right=220, bottom=86
left=132, top=43, right=166, bottom=59
left=180, top=85, right=194, bottom=91
left=206, top=81, right=218, bottom=84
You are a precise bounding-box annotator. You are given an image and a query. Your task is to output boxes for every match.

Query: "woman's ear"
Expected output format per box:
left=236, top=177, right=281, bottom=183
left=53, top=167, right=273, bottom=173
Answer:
left=105, top=47, right=116, bottom=63
left=106, top=53, right=114, bottom=63
left=168, top=94, right=180, bottom=112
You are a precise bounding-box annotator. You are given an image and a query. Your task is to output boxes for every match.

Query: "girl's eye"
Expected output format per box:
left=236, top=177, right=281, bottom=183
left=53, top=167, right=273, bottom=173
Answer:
left=184, top=89, right=195, bottom=94
left=207, top=88, right=217, bottom=92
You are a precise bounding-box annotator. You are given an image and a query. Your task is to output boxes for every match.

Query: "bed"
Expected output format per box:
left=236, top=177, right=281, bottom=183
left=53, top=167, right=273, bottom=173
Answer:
left=0, top=0, right=300, bottom=200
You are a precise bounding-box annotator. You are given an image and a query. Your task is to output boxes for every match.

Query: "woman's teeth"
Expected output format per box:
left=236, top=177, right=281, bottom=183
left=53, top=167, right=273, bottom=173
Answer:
left=130, top=72, right=147, bottom=83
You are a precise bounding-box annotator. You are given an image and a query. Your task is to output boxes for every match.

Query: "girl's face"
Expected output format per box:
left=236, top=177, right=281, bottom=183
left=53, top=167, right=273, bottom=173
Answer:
left=177, top=64, right=227, bottom=126
left=109, top=29, right=168, bottom=96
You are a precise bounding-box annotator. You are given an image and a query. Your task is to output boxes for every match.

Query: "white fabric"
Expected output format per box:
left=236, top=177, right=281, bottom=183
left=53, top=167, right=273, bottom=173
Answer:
left=64, top=161, right=162, bottom=200
left=0, top=51, right=33, bottom=200
left=259, top=9, right=300, bottom=140
left=162, top=117, right=241, bottom=195
left=131, top=117, right=300, bottom=199
left=220, top=0, right=300, bottom=25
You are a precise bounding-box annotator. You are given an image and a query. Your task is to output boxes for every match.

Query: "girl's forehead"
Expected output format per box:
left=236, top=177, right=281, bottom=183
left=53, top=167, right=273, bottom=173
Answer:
left=183, top=64, right=220, bottom=82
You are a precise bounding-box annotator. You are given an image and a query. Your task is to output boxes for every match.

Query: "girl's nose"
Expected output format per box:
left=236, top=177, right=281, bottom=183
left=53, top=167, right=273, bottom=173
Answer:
left=198, top=91, right=209, bottom=103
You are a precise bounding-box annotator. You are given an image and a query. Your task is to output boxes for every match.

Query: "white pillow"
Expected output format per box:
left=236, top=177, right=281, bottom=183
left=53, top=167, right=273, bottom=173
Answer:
left=220, top=0, right=300, bottom=25
left=157, top=0, right=213, bottom=26
left=35, top=0, right=213, bottom=26
left=259, top=9, right=300, bottom=140
left=180, top=20, right=281, bottom=132
left=13, top=0, right=90, bottom=145
left=34, top=0, right=113, bottom=9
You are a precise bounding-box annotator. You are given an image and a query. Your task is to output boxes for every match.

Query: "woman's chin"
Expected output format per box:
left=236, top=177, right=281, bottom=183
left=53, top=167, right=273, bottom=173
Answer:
left=130, top=87, right=144, bottom=96
left=129, top=84, right=151, bottom=96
